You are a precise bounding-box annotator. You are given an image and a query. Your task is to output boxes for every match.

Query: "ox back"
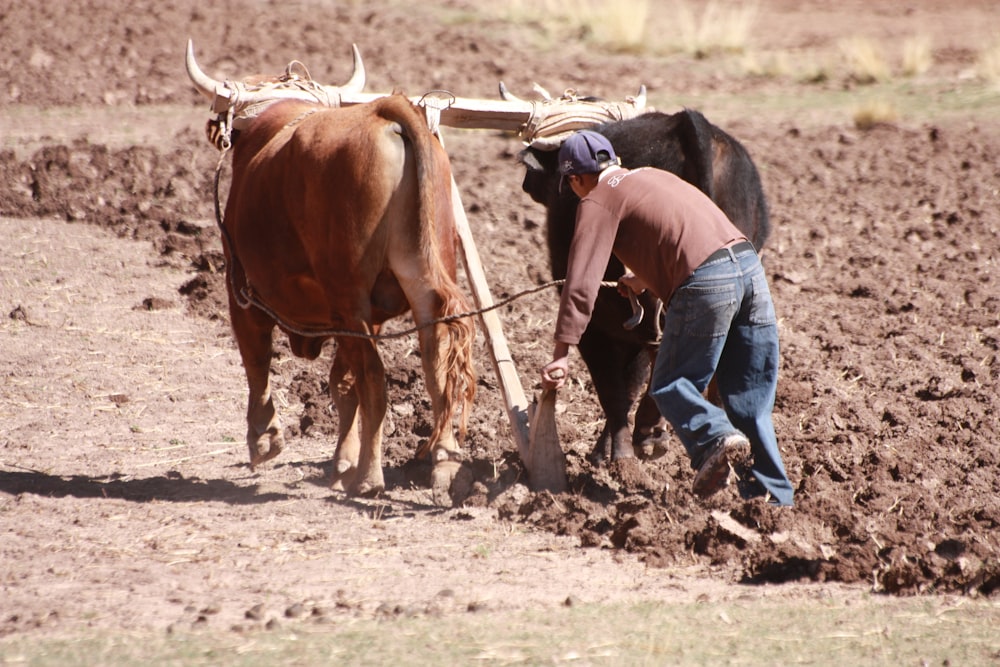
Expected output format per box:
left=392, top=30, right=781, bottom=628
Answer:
left=519, top=108, right=770, bottom=463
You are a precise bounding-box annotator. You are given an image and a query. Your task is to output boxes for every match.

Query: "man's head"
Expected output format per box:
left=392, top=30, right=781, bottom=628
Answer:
left=557, top=130, right=620, bottom=198
left=558, top=130, right=620, bottom=177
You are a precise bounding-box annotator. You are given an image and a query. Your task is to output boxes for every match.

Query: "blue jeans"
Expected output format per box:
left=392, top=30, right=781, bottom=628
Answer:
left=650, top=246, right=794, bottom=506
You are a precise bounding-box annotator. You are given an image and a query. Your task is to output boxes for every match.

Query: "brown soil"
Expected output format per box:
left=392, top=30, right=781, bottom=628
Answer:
left=2, top=0, right=999, bottom=639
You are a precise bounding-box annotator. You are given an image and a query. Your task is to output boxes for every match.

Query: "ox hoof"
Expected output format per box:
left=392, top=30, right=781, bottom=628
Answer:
left=353, top=480, right=385, bottom=498
left=634, top=425, right=669, bottom=461
left=635, top=439, right=669, bottom=461
left=330, top=459, right=358, bottom=492
left=334, top=462, right=385, bottom=498
left=331, top=472, right=385, bottom=498
left=586, top=435, right=613, bottom=467
left=611, top=445, right=638, bottom=461
left=430, top=460, right=473, bottom=507
left=248, top=433, right=285, bottom=471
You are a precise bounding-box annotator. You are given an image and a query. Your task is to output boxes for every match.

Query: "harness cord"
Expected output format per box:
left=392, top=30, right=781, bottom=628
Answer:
left=212, top=140, right=255, bottom=312
left=244, top=275, right=580, bottom=341
left=208, top=128, right=621, bottom=341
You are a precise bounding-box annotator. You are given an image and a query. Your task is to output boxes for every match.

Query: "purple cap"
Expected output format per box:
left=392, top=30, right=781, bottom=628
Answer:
left=558, top=130, right=619, bottom=176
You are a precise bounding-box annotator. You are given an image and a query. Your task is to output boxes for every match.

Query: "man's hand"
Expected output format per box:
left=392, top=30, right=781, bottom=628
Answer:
left=542, top=360, right=568, bottom=390
left=542, top=342, right=571, bottom=390
left=617, top=270, right=648, bottom=297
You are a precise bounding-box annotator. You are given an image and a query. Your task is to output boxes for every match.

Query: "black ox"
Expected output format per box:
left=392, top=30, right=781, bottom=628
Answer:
left=518, top=108, right=771, bottom=464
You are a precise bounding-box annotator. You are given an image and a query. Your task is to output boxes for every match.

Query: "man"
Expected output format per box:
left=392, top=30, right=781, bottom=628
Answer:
left=541, top=130, right=793, bottom=506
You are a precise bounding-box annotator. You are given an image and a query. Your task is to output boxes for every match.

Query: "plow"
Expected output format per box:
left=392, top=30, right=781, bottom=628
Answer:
left=185, top=40, right=650, bottom=494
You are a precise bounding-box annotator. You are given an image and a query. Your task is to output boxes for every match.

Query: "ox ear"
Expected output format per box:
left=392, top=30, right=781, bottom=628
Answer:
left=518, top=147, right=548, bottom=172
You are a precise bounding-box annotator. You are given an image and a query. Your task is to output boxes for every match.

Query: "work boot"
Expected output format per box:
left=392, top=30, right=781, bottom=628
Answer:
left=691, top=433, right=749, bottom=499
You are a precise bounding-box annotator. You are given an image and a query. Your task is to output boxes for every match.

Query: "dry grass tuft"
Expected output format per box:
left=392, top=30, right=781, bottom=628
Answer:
left=673, top=0, right=758, bottom=58
left=798, top=61, right=831, bottom=84
left=740, top=32, right=932, bottom=86
left=853, top=99, right=899, bottom=130
left=494, top=0, right=757, bottom=57
left=840, top=36, right=891, bottom=84
left=901, top=34, right=933, bottom=77
left=740, top=51, right=792, bottom=78
left=978, top=40, right=1000, bottom=87
left=498, top=0, right=649, bottom=52
left=588, top=0, right=650, bottom=52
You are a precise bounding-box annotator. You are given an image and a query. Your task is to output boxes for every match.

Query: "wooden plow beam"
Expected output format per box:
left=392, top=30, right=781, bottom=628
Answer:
left=431, top=124, right=566, bottom=493
left=447, top=172, right=567, bottom=493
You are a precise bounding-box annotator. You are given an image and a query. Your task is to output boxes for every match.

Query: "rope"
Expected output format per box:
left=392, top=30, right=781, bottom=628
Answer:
left=519, top=88, right=648, bottom=149
left=223, top=63, right=337, bottom=123
left=209, top=141, right=621, bottom=341
left=241, top=276, right=579, bottom=341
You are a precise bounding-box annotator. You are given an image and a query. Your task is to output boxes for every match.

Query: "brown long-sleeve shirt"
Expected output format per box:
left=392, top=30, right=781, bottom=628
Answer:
left=555, top=166, right=747, bottom=345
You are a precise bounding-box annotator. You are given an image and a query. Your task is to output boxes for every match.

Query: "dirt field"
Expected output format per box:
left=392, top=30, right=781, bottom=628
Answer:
left=2, top=0, right=999, bottom=644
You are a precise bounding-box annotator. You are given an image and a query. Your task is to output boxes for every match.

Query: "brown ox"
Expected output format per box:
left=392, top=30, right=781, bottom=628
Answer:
left=211, top=93, right=476, bottom=502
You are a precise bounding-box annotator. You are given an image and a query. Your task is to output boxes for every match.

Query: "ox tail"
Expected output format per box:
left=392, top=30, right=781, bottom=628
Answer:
left=428, top=292, right=477, bottom=452
left=382, top=96, right=477, bottom=454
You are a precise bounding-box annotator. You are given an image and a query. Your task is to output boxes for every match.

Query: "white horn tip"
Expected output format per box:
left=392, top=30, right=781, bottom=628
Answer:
left=184, top=38, right=221, bottom=102
left=344, top=43, right=366, bottom=92
left=531, top=82, right=553, bottom=100
left=634, top=85, right=648, bottom=107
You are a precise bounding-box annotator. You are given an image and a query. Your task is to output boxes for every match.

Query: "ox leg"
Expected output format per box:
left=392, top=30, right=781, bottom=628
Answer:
left=412, top=314, right=474, bottom=507
left=230, top=304, right=284, bottom=469
left=330, top=336, right=386, bottom=497
left=633, top=346, right=670, bottom=460
left=328, top=345, right=362, bottom=492
left=633, top=392, right=669, bottom=459
left=577, top=333, right=638, bottom=464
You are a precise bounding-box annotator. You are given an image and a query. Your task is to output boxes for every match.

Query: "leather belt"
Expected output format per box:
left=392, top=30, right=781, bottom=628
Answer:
left=703, top=240, right=756, bottom=264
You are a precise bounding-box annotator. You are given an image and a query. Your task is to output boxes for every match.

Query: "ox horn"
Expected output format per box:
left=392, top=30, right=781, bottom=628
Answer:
left=341, top=44, right=366, bottom=93
left=186, top=39, right=366, bottom=110
left=498, top=81, right=523, bottom=103
left=186, top=39, right=220, bottom=101
left=531, top=82, right=553, bottom=101
left=501, top=80, right=647, bottom=110
left=632, top=85, right=647, bottom=109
